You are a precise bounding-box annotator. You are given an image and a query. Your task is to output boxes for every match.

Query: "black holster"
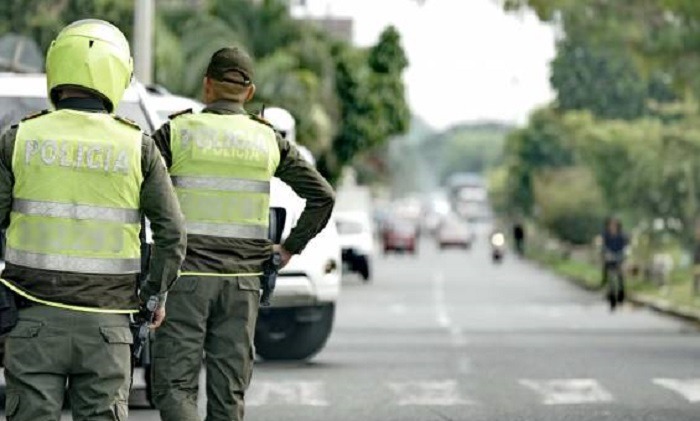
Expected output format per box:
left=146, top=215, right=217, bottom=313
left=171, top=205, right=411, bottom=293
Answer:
left=0, top=283, right=18, bottom=335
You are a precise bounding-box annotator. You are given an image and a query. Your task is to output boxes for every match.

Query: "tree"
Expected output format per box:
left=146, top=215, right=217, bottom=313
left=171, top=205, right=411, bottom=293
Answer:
left=320, top=26, right=410, bottom=182
left=551, top=37, right=648, bottom=119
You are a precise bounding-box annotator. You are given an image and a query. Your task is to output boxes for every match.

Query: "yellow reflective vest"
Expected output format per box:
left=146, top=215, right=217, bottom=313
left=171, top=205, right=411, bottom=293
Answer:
left=2, top=110, right=142, bottom=310
left=170, top=112, right=280, bottom=245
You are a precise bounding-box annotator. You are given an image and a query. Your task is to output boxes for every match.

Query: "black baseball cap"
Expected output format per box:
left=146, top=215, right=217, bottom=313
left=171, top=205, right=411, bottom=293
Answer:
left=205, top=47, right=254, bottom=85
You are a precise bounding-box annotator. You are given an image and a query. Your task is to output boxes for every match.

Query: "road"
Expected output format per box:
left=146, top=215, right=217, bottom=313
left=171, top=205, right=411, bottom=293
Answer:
left=6, top=236, right=700, bottom=420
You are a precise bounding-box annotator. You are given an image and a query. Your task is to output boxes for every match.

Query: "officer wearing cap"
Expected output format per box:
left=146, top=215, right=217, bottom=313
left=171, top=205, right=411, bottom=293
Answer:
left=0, top=19, right=186, bottom=419
left=151, top=46, right=335, bottom=420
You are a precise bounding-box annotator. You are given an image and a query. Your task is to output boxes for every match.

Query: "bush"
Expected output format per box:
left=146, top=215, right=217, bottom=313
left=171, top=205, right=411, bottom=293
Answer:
left=534, top=166, right=606, bottom=245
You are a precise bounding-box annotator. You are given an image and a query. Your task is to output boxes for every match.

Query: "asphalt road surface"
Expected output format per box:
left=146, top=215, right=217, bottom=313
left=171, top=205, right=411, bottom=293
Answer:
left=6, top=235, right=700, bottom=420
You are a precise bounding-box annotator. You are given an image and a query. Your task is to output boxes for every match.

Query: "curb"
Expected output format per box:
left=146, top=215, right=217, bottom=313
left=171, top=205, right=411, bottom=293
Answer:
left=629, top=293, right=700, bottom=325
left=531, top=257, right=700, bottom=324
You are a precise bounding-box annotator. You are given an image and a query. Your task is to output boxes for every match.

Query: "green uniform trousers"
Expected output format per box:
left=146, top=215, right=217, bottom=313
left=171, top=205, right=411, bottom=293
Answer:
left=152, top=275, right=260, bottom=421
left=3, top=305, right=132, bottom=421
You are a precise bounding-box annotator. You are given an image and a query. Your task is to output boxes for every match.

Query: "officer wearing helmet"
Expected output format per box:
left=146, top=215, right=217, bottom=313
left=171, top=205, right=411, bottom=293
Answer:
left=265, top=107, right=316, bottom=164
left=0, top=20, right=186, bottom=419
left=150, top=46, right=335, bottom=421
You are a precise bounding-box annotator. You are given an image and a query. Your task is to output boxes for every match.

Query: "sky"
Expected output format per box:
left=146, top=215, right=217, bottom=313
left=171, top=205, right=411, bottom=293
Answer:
left=292, top=0, right=556, bottom=130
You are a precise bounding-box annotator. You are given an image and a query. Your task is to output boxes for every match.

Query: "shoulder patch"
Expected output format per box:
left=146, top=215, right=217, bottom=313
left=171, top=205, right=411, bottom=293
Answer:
left=249, top=113, right=274, bottom=129
left=168, top=108, right=193, bottom=120
left=20, top=109, right=51, bottom=123
left=112, top=115, right=142, bottom=131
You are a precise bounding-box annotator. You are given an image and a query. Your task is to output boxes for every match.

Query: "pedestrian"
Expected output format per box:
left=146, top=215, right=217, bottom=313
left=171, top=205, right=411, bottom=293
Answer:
left=150, top=46, right=335, bottom=420
left=0, top=19, right=186, bottom=420
left=513, top=221, right=525, bottom=256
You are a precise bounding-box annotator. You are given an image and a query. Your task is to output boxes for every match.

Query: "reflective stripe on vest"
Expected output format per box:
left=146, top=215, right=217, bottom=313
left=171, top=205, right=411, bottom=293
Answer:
left=170, top=113, right=280, bottom=242
left=8, top=109, right=142, bottom=278
left=185, top=221, right=268, bottom=239
left=13, top=199, right=140, bottom=224
left=171, top=176, right=269, bottom=193
left=5, top=247, right=141, bottom=274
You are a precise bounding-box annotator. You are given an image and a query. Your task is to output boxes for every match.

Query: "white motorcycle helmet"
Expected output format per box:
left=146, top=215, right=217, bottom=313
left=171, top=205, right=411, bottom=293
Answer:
left=265, top=106, right=315, bottom=165
left=265, top=107, right=296, bottom=144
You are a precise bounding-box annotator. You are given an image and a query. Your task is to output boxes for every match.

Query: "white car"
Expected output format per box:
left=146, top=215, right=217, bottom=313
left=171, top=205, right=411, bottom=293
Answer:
left=437, top=214, right=475, bottom=249
left=336, top=211, right=374, bottom=282
left=257, top=175, right=341, bottom=360
left=147, top=94, right=343, bottom=361
left=0, top=72, right=161, bottom=134
left=144, top=85, right=204, bottom=121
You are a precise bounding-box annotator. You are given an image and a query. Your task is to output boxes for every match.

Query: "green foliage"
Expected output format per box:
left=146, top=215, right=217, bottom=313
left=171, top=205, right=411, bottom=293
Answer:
left=551, top=38, right=648, bottom=119
left=320, top=26, right=410, bottom=182
left=0, top=0, right=133, bottom=53
left=501, top=107, right=575, bottom=215
left=533, top=167, right=606, bottom=245
left=0, top=0, right=409, bottom=185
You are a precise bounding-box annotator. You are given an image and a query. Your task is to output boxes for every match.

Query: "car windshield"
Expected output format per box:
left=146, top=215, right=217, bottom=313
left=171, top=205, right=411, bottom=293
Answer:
left=0, top=96, right=151, bottom=133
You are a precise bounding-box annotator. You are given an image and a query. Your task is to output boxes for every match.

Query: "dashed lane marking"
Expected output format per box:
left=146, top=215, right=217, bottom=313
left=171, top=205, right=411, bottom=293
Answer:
left=388, top=380, right=472, bottom=406
left=653, top=378, right=700, bottom=402
left=519, top=379, right=614, bottom=405
left=247, top=381, right=329, bottom=406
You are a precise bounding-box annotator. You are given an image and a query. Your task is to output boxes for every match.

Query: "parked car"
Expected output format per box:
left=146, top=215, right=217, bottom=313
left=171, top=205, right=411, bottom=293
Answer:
left=437, top=214, right=475, bottom=249
left=382, top=219, right=418, bottom=255
left=144, top=85, right=204, bottom=122
left=336, top=211, right=374, bottom=282
left=0, top=71, right=162, bottom=406
left=257, top=161, right=342, bottom=360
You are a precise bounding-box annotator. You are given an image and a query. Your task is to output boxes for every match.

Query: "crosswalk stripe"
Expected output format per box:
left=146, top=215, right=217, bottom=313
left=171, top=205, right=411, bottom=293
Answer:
left=388, top=380, right=472, bottom=406
left=247, top=381, right=329, bottom=406
left=519, top=379, right=614, bottom=405
left=653, top=378, right=700, bottom=402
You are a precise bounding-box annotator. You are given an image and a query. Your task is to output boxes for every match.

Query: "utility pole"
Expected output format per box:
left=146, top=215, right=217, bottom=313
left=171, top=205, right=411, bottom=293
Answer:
left=133, top=0, right=154, bottom=85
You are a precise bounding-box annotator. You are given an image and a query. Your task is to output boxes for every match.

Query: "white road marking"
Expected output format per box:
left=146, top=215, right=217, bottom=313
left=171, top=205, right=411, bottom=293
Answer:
left=247, top=381, right=329, bottom=406
left=433, top=272, right=451, bottom=328
left=520, top=379, right=614, bottom=405
left=653, top=378, right=700, bottom=402
left=388, top=380, right=472, bottom=406
left=389, top=303, right=408, bottom=315
left=432, top=272, right=468, bottom=347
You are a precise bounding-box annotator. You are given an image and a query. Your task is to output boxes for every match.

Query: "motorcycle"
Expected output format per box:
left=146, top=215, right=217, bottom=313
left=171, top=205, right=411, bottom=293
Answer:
left=490, top=232, right=506, bottom=263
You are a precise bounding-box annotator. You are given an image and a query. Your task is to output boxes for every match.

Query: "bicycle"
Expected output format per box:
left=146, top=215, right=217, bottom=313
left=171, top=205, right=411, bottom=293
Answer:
left=603, top=251, right=625, bottom=311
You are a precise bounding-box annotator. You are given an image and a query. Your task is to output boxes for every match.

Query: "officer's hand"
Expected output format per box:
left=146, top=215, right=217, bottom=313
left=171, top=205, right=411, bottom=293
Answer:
left=151, top=307, right=166, bottom=329
left=273, top=245, right=293, bottom=269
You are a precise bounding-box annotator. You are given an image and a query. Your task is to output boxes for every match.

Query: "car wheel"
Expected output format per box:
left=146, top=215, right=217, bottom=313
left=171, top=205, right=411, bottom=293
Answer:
left=255, top=304, right=335, bottom=360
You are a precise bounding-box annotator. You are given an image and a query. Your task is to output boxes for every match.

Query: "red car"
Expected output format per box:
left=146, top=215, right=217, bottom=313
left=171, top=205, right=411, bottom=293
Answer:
left=382, top=221, right=418, bottom=255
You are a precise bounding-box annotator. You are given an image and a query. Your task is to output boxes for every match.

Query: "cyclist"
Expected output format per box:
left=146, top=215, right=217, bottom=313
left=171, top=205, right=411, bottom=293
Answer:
left=601, top=217, right=628, bottom=308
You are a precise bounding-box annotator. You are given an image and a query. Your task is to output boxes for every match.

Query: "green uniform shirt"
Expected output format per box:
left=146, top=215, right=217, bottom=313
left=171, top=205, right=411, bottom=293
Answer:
left=153, top=100, right=335, bottom=274
left=0, top=97, right=187, bottom=309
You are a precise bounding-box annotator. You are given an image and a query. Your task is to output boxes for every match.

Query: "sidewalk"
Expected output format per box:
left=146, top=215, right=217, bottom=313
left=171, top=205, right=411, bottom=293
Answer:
left=531, top=252, right=700, bottom=324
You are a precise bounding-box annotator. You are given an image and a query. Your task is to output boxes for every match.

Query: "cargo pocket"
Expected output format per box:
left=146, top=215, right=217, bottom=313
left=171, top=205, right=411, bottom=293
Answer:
left=100, top=326, right=133, bottom=345
left=7, top=320, right=42, bottom=339
left=238, top=277, right=260, bottom=292
left=5, top=392, right=19, bottom=419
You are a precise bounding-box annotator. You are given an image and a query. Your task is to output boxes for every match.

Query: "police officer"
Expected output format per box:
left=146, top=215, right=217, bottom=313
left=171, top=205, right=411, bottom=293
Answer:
left=151, top=46, right=335, bottom=420
left=0, top=20, right=186, bottom=420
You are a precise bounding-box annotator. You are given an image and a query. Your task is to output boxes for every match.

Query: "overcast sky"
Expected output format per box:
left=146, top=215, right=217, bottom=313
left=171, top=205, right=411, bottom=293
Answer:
left=292, top=0, right=556, bottom=130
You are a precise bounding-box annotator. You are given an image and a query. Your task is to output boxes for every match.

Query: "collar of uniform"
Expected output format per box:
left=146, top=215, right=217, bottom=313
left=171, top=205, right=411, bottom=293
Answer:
left=203, top=100, right=246, bottom=115
left=55, top=97, right=108, bottom=113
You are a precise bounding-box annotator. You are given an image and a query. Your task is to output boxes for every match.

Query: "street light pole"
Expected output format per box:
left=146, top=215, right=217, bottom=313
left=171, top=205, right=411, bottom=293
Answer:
left=133, top=0, right=154, bottom=85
